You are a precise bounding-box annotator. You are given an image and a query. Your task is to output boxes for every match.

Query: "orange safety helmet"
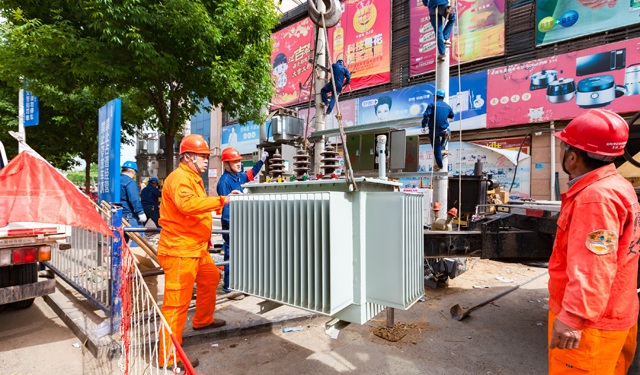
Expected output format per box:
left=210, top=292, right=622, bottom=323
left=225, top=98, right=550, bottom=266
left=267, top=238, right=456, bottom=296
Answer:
left=180, top=134, right=212, bottom=155
left=554, top=109, right=628, bottom=160
left=221, top=148, right=243, bottom=162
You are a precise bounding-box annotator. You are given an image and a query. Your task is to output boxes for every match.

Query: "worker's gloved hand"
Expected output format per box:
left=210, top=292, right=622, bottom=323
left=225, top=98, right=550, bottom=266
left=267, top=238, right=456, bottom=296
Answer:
left=138, top=213, right=148, bottom=223
left=261, top=151, right=269, bottom=162
left=224, top=191, right=243, bottom=205
left=421, top=127, right=427, bottom=134
left=549, top=317, right=582, bottom=350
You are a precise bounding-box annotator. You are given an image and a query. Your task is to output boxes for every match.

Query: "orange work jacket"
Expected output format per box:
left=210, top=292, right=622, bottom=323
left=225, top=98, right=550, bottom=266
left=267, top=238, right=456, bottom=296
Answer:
left=158, top=163, right=226, bottom=258
left=548, top=164, right=640, bottom=331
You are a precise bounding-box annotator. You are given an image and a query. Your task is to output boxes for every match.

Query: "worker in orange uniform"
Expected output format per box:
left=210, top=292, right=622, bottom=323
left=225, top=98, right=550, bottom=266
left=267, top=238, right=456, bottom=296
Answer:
left=157, top=134, right=240, bottom=370
left=548, top=109, right=640, bottom=374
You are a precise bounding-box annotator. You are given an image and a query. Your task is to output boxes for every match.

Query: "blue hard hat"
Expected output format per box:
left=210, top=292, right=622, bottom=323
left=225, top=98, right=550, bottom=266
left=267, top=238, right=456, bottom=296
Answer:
left=122, top=161, right=138, bottom=172
left=149, top=177, right=159, bottom=184
left=436, top=89, right=446, bottom=98
left=337, top=58, right=344, bottom=64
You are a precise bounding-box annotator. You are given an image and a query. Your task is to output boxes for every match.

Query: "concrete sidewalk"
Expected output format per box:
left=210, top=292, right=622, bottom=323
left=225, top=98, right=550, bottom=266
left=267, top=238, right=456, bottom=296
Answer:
left=44, top=274, right=317, bottom=358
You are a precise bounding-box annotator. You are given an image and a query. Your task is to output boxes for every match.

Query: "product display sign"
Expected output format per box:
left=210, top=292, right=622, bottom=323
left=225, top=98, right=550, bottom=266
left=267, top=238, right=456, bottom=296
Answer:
left=221, top=121, right=272, bottom=155
left=487, top=37, right=640, bottom=128
left=410, top=0, right=505, bottom=76
left=536, top=0, right=640, bottom=46
left=270, top=18, right=315, bottom=108
left=419, top=142, right=531, bottom=200
left=328, top=0, right=391, bottom=91
left=357, top=71, right=488, bottom=133
left=98, top=99, right=121, bottom=204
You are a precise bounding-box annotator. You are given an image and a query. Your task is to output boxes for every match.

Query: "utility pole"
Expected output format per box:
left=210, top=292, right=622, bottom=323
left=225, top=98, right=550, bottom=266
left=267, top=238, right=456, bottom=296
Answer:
left=432, top=45, right=450, bottom=222
left=18, top=88, right=25, bottom=153
left=313, top=0, right=327, bottom=176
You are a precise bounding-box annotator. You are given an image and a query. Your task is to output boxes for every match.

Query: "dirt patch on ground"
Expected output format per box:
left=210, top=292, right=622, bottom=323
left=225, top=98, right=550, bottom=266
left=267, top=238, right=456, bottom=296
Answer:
left=372, top=322, right=418, bottom=342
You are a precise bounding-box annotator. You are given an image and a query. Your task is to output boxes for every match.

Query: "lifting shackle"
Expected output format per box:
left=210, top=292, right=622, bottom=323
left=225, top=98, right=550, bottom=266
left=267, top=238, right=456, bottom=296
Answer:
left=308, top=0, right=343, bottom=28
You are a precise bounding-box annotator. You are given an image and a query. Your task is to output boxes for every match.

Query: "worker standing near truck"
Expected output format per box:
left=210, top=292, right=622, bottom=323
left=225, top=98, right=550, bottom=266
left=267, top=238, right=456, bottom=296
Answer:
left=120, top=161, right=146, bottom=243
left=217, top=147, right=268, bottom=298
left=548, top=109, right=640, bottom=374
left=157, top=134, right=239, bottom=370
left=140, top=177, right=162, bottom=228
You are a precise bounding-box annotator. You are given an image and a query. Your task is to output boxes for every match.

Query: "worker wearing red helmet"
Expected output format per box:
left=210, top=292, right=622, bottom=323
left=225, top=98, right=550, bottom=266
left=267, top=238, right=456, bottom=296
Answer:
left=548, top=109, right=640, bottom=374
left=216, top=147, right=268, bottom=297
left=157, top=134, right=240, bottom=370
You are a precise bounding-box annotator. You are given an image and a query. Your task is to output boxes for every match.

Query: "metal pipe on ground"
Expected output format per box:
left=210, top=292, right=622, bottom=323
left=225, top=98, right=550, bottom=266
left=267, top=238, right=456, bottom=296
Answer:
left=450, top=271, right=549, bottom=321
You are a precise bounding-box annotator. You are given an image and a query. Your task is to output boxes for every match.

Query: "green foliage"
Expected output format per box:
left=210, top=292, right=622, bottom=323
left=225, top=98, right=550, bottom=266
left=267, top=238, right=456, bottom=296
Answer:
left=0, top=0, right=280, bottom=171
left=65, top=164, right=98, bottom=187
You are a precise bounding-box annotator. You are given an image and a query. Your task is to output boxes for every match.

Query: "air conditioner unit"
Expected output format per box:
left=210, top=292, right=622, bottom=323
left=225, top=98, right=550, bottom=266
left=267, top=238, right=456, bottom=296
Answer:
left=230, top=178, right=424, bottom=325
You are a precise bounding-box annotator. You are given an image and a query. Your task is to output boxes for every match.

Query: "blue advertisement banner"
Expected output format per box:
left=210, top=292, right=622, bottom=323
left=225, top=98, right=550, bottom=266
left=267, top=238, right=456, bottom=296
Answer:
left=357, top=71, right=488, bottom=133
left=23, top=90, right=39, bottom=127
left=221, top=121, right=272, bottom=155
left=98, top=99, right=121, bottom=204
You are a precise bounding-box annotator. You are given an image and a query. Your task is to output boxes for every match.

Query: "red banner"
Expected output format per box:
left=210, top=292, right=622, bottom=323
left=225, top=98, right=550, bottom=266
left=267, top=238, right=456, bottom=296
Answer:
left=486, top=38, right=640, bottom=128
left=410, top=0, right=505, bottom=77
left=270, top=18, right=315, bottom=108
left=329, top=0, right=391, bottom=91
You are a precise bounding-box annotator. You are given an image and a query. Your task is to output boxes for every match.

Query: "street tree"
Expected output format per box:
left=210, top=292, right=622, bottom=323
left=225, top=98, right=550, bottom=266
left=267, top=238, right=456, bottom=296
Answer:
left=0, top=81, right=147, bottom=193
left=0, top=0, right=280, bottom=172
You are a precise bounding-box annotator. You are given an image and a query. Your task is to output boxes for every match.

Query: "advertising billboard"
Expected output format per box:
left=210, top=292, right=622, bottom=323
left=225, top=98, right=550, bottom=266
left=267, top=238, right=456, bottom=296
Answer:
left=536, top=0, right=640, bottom=46
left=410, top=0, right=505, bottom=76
left=221, top=122, right=271, bottom=155
left=328, top=0, right=391, bottom=91
left=357, top=71, right=488, bottom=133
left=419, top=142, right=531, bottom=200
left=270, top=18, right=315, bottom=108
left=298, top=98, right=358, bottom=143
left=487, top=37, right=640, bottom=128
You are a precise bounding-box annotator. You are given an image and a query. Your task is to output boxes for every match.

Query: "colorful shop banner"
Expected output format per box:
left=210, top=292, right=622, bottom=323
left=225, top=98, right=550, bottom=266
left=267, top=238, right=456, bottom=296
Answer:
left=487, top=37, right=640, bottom=128
left=298, top=99, right=358, bottom=143
left=470, top=136, right=531, bottom=155
left=357, top=71, right=487, bottom=132
left=409, top=0, right=505, bottom=76
left=328, top=0, right=391, bottom=91
left=221, top=121, right=272, bottom=155
left=270, top=18, right=314, bottom=108
left=536, top=0, right=640, bottom=46
left=418, top=142, right=531, bottom=200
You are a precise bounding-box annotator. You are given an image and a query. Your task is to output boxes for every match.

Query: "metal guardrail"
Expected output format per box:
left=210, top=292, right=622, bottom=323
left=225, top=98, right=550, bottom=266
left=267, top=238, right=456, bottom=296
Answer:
left=44, top=213, right=113, bottom=314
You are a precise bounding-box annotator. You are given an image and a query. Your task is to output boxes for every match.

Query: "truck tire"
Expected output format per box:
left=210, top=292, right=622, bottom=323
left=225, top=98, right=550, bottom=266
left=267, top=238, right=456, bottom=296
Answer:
left=10, top=263, right=37, bottom=309
left=0, top=266, right=9, bottom=312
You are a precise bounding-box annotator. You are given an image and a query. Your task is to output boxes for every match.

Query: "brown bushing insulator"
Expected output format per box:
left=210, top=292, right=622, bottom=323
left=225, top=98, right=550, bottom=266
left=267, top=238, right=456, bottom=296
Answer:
left=269, top=150, right=285, bottom=180
left=293, top=148, right=311, bottom=181
left=320, top=145, right=340, bottom=179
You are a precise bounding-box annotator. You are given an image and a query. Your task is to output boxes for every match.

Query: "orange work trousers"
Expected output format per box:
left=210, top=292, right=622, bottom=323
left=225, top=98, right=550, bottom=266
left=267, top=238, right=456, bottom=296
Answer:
left=158, top=252, right=219, bottom=367
left=548, top=310, right=637, bottom=374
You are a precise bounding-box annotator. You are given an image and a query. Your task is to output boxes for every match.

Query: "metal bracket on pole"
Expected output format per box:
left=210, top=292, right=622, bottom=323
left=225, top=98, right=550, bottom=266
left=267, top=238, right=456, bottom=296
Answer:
left=325, top=318, right=350, bottom=336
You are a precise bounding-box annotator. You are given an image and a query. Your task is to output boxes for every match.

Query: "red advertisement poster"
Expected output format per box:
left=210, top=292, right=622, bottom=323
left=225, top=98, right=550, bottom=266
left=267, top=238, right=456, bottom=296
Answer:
left=328, top=0, right=391, bottom=91
left=410, top=0, right=505, bottom=77
left=486, top=38, right=640, bottom=128
left=270, top=18, right=315, bottom=108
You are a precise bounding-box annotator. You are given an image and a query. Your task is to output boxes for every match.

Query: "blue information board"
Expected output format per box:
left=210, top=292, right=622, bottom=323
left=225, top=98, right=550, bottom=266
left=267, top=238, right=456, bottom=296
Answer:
left=98, top=99, right=122, bottom=204
left=23, top=90, right=39, bottom=127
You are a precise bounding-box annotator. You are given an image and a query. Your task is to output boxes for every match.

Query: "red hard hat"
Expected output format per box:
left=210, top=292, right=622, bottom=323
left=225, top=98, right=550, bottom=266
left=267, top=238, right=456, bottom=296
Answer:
left=180, top=134, right=212, bottom=155
left=447, top=207, right=458, bottom=218
left=221, top=148, right=243, bottom=162
left=554, top=109, right=628, bottom=159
